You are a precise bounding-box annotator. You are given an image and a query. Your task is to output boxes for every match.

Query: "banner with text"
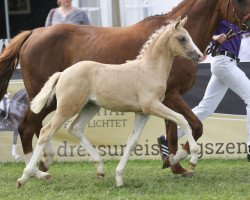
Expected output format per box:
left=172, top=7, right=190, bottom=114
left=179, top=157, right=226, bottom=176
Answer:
left=0, top=62, right=249, bottom=162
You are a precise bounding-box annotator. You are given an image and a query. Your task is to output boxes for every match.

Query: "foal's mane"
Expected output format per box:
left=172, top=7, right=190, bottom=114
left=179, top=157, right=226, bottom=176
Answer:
left=135, top=21, right=174, bottom=60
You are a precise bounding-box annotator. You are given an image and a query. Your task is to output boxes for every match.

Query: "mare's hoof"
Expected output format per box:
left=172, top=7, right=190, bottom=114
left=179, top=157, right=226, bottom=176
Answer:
left=171, top=163, right=192, bottom=176
left=39, top=161, right=48, bottom=172
left=97, top=172, right=105, bottom=179
left=181, top=169, right=195, bottom=177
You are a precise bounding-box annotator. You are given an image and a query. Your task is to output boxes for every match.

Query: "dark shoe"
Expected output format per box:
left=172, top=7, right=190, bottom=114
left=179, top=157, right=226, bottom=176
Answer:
left=0, top=109, right=6, bottom=118
left=157, top=135, right=169, bottom=161
left=247, top=145, right=250, bottom=162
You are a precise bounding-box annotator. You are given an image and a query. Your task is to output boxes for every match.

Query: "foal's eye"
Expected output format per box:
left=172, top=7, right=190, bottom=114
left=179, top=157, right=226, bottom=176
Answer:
left=178, top=36, right=186, bottom=43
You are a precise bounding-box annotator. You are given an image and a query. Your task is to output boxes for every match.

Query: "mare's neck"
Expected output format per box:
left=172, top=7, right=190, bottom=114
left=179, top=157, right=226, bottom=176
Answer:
left=165, top=0, right=221, bottom=52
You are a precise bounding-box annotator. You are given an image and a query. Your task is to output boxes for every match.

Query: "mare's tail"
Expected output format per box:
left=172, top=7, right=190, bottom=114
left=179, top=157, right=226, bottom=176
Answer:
left=30, top=72, right=62, bottom=114
left=0, top=31, right=32, bottom=100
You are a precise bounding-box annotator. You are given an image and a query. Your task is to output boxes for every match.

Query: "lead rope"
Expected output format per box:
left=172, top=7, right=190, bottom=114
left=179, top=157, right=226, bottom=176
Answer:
left=206, top=27, right=247, bottom=57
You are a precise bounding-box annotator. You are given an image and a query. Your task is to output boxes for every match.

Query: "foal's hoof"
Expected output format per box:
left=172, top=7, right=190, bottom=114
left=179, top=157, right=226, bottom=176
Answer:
left=116, top=178, right=124, bottom=187
left=16, top=178, right=25, bottom=188
left=116, top=182, right=124, bottom=187
left=97, top=172, right=105, bottom=179
left=44, top=174, right=53, bottom=181
left=33, top=169, right=52, bottom=180
left=39, top=161, right=48, bottom=172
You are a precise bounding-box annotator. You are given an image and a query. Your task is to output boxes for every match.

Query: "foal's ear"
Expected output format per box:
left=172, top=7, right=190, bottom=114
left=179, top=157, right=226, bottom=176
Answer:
left=174, top=16, right=182, bottom=28
left=180, top=16, right=188, bottom=27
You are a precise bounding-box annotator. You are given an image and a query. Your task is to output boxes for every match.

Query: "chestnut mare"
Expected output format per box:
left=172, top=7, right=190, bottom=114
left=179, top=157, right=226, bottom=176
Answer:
left=17, top=17, right=202, bottom=187
left=0, top=0, right=249, bottom=177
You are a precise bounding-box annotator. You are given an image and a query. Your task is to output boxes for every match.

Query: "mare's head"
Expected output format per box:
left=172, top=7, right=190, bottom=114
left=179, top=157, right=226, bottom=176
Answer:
left=220, top=0, right=250, bottom=30
left=166, top=16, right=203, bottom=63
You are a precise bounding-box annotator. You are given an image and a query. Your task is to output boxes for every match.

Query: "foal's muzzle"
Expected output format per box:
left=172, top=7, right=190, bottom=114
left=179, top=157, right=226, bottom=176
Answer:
left=188, top=51, right=203, bottom=64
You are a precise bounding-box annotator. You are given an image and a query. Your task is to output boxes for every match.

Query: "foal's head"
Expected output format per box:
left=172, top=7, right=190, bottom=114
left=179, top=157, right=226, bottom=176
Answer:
left=167, top=16, right=203, bottom=63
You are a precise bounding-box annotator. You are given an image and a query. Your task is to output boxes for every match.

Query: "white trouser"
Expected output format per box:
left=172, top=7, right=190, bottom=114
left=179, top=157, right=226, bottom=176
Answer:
left=178, top=55, right=250, bottom=145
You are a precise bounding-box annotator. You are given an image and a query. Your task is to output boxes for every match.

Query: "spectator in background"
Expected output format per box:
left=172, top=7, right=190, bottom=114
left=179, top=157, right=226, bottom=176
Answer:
left=0, top=89, right=29, bottom=160
left=45, top=0, right=90, bottom=26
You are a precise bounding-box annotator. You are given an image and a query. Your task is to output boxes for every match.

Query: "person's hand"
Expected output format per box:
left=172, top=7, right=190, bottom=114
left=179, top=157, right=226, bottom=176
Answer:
left=212, top=33, right=227, bottom=43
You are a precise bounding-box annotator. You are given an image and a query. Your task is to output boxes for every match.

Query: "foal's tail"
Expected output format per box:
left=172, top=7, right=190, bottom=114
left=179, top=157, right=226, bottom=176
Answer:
left=0, top=31, right=32, bottom=100
left=30, top=72, right=62, bottom=114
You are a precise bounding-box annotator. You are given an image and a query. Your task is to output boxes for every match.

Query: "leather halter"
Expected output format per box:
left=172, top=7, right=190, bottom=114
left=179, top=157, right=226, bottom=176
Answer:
left=206, top=0, right=248, bottom=56
left=226, top=0, right=248, bottom=30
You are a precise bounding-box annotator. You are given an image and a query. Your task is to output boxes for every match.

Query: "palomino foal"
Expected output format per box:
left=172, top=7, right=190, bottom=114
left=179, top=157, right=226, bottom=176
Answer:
left=17, top=17, right=202, bottom=187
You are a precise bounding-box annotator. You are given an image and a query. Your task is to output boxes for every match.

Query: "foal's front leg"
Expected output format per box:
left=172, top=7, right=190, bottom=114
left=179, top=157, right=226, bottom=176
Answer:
left=116, top=113, right=149, bottom=187
left=163, top=94, right=203, bottom=173
left=147, top=101, right=199, bottom=167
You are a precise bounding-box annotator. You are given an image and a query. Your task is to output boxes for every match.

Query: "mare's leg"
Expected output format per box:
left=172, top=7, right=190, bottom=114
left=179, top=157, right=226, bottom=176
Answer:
left=146, top=101, right=199, bottom=167
left=116, top=113, right=149, bottom=187
left=18, top=107, right=36, bottom=163
left=67, top=103, right=104, bottom=178
left=162, top=94, right=203, bottom=174
left=17, top=109, right=70, bottom=188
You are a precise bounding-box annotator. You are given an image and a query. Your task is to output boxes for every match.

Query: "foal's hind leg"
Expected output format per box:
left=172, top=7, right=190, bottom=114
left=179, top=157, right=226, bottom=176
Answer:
left=19, top=106, right=56, bottom=174
left=116, top=113, right=149, bottom=187
left=18, top=108, right=53, bottom=178
left=17, top=111, right=68, bottom=188
left=67, top=103, right=104, bottom=178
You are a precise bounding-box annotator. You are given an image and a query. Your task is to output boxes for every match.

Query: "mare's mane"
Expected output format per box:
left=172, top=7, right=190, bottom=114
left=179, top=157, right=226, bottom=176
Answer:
left=144, top=0, right=193, bottom=20
left=168, top=0, right=196, bottom=16
left=132, top=0, right=195, bottom=61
